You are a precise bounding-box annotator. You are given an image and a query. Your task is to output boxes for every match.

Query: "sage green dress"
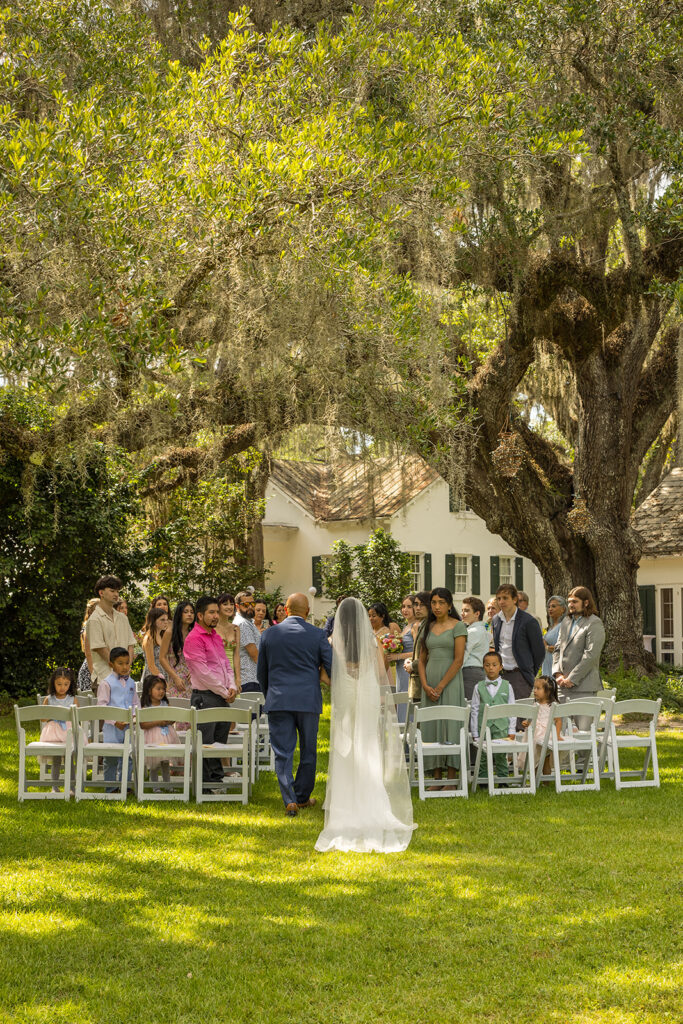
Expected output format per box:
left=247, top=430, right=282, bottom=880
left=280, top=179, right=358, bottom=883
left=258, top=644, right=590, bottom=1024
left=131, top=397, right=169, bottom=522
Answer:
left=420, top=621, right=468, bottom=768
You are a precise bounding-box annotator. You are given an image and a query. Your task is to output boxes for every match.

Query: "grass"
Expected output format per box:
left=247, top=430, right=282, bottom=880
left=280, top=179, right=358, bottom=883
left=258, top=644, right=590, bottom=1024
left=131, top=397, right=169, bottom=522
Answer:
left=1, top=708, right=681, bottom=1024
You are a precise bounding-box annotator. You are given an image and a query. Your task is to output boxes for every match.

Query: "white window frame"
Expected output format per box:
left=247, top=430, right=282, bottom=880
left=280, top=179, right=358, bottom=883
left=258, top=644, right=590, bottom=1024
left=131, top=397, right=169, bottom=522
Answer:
left=659, top=586, right=675, bottom=665
left=408, top=553, right=422, bottom=593
left=452, top=554, right=469, bottom=595
left=499, top=556, right=513, bottom=586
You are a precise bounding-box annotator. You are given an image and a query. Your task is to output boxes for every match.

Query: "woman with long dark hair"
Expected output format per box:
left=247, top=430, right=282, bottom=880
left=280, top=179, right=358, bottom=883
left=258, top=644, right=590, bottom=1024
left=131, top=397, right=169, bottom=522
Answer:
left=159, top=601, right=195, bottom=701
left=417, top=587, right=468, bottom=789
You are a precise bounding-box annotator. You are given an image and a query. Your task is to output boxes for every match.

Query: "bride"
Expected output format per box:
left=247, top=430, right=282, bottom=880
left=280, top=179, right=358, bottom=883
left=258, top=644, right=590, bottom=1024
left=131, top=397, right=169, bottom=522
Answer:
left=315, top=597, right=416, bottom=854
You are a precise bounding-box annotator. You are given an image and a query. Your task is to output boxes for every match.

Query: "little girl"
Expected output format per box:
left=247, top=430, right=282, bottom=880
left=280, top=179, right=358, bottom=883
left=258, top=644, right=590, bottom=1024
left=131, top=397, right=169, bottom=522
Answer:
left=40, top=668, right=78, bottom=792
left=521, top=675, right=562, bottom=777
left=140, top=674, right=179, bottom=786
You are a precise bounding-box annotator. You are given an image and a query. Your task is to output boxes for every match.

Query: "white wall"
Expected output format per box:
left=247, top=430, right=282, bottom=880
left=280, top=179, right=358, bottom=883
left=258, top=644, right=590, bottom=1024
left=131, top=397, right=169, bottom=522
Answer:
left=263, top=476, right=545, bottom=620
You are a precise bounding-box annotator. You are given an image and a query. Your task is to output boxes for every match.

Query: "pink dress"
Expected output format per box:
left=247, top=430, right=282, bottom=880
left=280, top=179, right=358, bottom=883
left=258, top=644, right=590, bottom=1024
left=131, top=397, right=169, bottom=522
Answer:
left=165, top=647, right=193, bottom=732
left=39, top=695, right=75, bottom=765
left=143, top=705, right=180, bottom=767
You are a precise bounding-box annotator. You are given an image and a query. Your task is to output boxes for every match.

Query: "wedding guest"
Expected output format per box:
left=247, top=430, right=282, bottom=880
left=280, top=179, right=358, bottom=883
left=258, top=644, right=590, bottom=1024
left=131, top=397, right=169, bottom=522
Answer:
left=97, top=647, right=138, bottom=791
left=151, top=595, right=171, bottom=615
left=273, top=602, right=287, bottom=624
left=139, top=674, right=179, bottom=787
left=407, top=591, right=430, bottom=702
left=553, top=586, right=606, bottom=730
left=254, top=600, right=272, bottom=633
left=142, top=607, right=170, bottom=681
left=520, top=675, right=562, bottom=776
left=395, top=594, right=416, bottom=722
left=519, top=590, right=543, bottom=628
left=140, top=595, right=172, bottom=640
left=460, top=596, right=490, bottom=700
left=234, top=590, right=262, bottom=694
left=542, top=594, right=567, bottom=677
left=40, top=668, right=78, bottom=791
left=78, top=598, right=99, bottom=691
left=368, top=602, right=400, bottom=639
left=113, top=598, right=129, bottom=617
left=485, top=598, right=499, bottom=646
left=85, top=576, right=136, bottom=691
left=470, top=651, right=516, bottom=778
left=159, top=600, right=196, bottom=701
left=418, top=588, right=468, bottom=789
left=492, top=584, right=545, bottom=703
left=216, top=593, right=241, bottom=683
left=184, top=596, right=237, bottom=789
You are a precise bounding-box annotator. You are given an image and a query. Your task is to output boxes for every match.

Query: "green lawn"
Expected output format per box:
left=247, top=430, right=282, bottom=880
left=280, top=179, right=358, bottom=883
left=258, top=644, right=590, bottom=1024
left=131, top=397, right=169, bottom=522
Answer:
left=1, top=710, right=681, bottom=1024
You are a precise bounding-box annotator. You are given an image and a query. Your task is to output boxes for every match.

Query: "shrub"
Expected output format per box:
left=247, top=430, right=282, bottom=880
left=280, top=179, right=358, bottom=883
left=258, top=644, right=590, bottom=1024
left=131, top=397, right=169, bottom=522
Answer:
left=604, top=666, right=683, bottom=712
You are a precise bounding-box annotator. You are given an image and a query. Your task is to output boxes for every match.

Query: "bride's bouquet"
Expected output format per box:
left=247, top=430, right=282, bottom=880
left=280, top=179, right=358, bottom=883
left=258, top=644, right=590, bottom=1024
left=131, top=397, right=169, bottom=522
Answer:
left=380, top=633, right=403, bottom=655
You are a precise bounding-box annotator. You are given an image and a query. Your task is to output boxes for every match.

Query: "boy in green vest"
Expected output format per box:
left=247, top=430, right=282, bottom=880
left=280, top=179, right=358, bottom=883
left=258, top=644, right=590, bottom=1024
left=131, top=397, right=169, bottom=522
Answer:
left=470, top=651, right=516, bottom=778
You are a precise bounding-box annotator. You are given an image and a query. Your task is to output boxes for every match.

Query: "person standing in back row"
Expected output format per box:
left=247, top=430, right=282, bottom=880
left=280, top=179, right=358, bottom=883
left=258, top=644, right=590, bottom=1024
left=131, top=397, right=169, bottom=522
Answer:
left=492, top=583, right=545, bottom=703
left=553, top=586, right=606, bottom=728
left=85, top=576, right=136, bottom=691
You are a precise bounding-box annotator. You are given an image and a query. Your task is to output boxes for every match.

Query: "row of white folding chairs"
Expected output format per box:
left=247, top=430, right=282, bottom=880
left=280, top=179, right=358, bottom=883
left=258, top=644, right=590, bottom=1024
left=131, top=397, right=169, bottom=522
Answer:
left=15, top=702, right=257, bottom=804
left=389, top=691, right=661, bottom=800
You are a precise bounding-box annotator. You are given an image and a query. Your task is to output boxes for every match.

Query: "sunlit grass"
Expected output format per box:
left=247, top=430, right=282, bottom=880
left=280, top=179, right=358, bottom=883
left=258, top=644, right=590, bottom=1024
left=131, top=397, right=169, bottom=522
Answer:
left=1, top=711, right=681, bottom=1024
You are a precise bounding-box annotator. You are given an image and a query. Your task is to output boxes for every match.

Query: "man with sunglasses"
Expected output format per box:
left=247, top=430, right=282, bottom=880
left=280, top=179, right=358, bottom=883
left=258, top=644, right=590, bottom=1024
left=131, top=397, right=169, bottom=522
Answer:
left=234, top=590, right=262, bottom=694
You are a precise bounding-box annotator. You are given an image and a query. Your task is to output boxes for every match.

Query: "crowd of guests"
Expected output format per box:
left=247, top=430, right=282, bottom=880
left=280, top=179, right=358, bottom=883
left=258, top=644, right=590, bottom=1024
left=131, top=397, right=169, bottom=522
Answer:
left=41, top=574, right=605, bottom=795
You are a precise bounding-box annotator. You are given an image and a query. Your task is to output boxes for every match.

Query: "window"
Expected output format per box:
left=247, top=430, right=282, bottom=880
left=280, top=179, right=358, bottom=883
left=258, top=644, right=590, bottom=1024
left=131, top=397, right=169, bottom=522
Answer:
left=660, top=587, right=674, bottom=665
left=453, top=555, right=468, bottom=594
left=409, top=553, right=422, bottom=592
left=499, top=556, right=513, bottom=586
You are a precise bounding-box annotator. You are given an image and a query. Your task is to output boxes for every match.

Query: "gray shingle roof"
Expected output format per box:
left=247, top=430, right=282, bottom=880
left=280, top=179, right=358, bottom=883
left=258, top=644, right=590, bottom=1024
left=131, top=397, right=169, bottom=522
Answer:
left=632, top=467, right=683, bottom=557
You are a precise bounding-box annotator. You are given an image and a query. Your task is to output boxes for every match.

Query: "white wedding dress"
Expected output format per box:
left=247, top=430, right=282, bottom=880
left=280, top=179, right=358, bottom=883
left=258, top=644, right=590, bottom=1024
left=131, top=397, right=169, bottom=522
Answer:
left=315, top=598, right=416, bottom=854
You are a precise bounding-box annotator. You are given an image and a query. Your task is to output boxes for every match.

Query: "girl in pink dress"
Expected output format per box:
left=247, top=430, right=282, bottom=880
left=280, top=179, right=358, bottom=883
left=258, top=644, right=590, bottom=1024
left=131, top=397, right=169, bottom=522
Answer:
left=139, top=675, right=180, bottom=787
left=40, top=668, right=79, bottom=791
left=521, top=676, right=563, bottom=776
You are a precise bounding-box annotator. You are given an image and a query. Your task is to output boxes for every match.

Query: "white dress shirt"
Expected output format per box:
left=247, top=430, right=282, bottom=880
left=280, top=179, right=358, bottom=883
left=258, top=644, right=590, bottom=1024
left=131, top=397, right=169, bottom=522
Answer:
left=496, top=609, right=518, bottom=670
left=470, top=676, right=517, bottom=738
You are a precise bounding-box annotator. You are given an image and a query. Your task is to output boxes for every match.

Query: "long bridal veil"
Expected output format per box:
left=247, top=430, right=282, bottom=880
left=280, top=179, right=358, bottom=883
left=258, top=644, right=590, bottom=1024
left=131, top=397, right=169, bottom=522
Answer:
left=315, top=597, right=416, bottom=854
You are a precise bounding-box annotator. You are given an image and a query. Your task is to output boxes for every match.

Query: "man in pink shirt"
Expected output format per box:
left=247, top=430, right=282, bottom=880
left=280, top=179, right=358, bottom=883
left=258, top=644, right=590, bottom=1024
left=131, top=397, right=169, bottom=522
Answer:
left=184, top=595, right=238, bottom=790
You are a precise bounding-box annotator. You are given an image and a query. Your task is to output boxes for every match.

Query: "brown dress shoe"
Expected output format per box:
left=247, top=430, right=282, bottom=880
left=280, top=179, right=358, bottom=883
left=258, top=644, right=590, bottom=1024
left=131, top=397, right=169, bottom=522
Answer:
left=297, top=797, right=317, bottom=808
left=285, top=802, right=299, bottom=817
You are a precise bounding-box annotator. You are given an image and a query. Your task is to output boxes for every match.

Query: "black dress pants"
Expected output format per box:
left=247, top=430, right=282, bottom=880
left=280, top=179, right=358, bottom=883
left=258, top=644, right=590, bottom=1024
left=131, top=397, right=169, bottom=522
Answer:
left=191, top=689, right=229, bottom=783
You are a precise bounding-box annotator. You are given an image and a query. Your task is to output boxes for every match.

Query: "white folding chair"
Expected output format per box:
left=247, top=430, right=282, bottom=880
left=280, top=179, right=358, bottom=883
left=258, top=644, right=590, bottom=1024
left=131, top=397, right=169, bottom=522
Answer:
left=136, top=706, right=194, bottom=802
left=194, top=707, right=251, bottom=804
left=233, top=695, right=263, bottom=783
left=15, top=705, right=74, bottom=801
left=405, top=704, right=420, bottom=788
left=472, top=703, right=538, bottom=796
left=389, top=692, right=413, bottom=747
left=607, top=698, right=661, bottom=790
left=415, top=705, right=469, bottom=799
left=575, top=695, right=616, bottom=777
left=73, top=706, right=133, bottom=801
left=535, top=702, right=601, bottom=792
left=167, top=697, right=191, bottom=709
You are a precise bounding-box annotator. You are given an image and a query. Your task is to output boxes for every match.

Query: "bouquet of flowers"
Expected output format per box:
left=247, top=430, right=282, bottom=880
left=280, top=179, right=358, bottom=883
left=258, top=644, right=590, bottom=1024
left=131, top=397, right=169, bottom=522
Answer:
left=381, top=633, right=403, bottom=655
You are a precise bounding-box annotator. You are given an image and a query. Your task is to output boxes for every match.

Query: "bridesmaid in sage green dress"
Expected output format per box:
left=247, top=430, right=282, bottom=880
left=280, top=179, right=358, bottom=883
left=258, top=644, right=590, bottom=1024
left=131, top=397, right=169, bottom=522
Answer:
left=418, top=587, right=468, bottom=785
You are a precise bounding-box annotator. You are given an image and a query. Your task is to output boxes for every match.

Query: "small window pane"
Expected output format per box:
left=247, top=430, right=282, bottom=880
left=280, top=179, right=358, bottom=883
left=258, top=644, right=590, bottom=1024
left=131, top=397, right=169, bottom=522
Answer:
left=660, top=588, right=674, bottom=638
left=499, top=557, right=512, bottom=585
left=409, top=553, right=422, bottom=592
left=453, top=555, right=468, bottom=594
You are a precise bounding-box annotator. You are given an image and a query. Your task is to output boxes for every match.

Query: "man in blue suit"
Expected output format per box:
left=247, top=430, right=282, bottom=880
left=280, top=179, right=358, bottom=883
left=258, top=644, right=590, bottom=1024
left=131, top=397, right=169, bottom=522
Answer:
left=492, top=583, right=545, bottom=700
left=257, top=592, right=333, bottom=816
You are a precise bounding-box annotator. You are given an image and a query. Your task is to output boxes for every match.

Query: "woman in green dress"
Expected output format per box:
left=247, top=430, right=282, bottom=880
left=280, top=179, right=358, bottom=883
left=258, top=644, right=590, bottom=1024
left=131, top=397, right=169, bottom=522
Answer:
left=418, top=587, right=468, bottom=787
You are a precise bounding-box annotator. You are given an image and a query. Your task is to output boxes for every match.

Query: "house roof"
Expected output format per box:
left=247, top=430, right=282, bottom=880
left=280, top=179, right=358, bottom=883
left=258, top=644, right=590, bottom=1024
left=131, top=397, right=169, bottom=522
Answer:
left=632, top=467, right=683, bottom=557
left=270, top=456, right=439, bottom=522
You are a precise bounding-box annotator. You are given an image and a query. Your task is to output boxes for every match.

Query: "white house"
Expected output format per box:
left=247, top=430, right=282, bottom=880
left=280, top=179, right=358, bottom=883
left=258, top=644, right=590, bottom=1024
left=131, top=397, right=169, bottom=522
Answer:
left=633, top=467, right=683, bottom=666
left=262, top=455, right=545, bottom=618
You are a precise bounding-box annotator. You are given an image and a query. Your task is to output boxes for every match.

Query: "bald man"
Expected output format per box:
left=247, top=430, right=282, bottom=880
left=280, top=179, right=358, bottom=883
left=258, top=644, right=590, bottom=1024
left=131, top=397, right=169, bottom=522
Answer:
left=257, top=593, right=333, bottom=816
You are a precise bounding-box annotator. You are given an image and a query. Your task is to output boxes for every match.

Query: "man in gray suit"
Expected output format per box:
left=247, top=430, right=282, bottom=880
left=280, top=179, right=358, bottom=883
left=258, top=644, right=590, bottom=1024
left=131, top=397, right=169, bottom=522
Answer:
left=553, top=585, right=606, bottom=730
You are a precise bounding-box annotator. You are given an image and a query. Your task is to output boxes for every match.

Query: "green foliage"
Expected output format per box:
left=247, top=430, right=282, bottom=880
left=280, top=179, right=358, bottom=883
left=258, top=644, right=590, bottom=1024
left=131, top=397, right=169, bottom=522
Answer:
left=604, top=666, right=683, bottom=713
left=139, top=451, right=267, bottom=604
left=0, top=390, right=148, bottom=698
left=320, top=528, right=411, bottom=612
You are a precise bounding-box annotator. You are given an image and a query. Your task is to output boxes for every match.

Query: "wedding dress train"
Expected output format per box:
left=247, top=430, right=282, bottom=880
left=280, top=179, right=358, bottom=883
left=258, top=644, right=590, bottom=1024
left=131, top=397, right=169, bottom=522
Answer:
left=315, top=598, right=416, bottom=854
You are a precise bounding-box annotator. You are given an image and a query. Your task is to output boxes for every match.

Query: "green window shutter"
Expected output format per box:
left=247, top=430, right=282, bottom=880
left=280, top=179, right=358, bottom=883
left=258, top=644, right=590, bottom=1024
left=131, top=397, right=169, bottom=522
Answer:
left=515, top=557, right=524, bottom=590
left=445, top=554, right=455, bottom=593
left=490, top=556, right=500, bottom=594
left=312, top=555, right=323, bottom=596
left=638, top=585, right=656, bottom=645
left=471, top=556, right=480, bottom=595
left=423, top=553, right=432, bottom=590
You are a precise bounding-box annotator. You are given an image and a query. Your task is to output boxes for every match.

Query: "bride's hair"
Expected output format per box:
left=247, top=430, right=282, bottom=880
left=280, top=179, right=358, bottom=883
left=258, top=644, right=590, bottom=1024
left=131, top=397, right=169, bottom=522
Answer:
left=336, top=598, right=363, bottom=663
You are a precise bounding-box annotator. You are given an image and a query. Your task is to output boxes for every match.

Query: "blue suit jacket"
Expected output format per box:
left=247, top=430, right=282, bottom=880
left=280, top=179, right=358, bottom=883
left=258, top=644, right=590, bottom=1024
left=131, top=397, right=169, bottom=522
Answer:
left=256, top=616, right=333, bottom=715
left=492, top=607, right=545, bottom=687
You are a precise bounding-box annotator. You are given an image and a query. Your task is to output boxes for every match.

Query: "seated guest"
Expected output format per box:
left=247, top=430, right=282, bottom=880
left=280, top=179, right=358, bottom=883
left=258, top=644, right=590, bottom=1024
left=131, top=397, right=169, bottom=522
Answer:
left=97, top=647, right=138, bottom=792
left=460, top=596, right=489, bottom=700
left=470, top=651, right=516, bottom=779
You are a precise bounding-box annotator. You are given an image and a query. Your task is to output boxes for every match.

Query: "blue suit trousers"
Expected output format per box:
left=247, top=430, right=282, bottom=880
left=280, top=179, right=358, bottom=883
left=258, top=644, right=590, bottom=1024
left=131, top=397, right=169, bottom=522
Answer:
left=268, top=710, right=319, bottom=807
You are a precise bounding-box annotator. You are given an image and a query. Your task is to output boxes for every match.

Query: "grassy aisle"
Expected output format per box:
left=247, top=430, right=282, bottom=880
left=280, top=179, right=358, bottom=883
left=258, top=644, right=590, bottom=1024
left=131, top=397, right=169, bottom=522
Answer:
left=1, top=712, right=681, bottom=1024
